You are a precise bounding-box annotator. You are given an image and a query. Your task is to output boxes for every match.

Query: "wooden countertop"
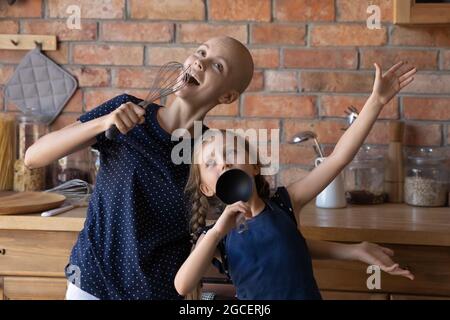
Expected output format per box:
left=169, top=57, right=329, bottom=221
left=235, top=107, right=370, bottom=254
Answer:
left=0, top=203, right=449, bottom=246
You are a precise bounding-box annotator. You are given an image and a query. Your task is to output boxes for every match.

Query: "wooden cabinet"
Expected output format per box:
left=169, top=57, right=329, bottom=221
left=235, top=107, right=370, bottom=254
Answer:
left=0, top=229, right=78, bottom=300
left=2, top=277, right=67, bottom=300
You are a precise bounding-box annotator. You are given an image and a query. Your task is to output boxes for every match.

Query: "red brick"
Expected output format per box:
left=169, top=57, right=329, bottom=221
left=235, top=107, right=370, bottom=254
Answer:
left=146, top=47, right=194, bottom=66
left=251, top=24, right=306, bottom=45
left=113, top=67, right=160, bottom=88
left=365, top=122, right=391, bottom=144
left=178, top=24, right=247, bottom=44
left=0, top=0, right=41, bottom=17
left=129, top=0, right=204, bottom=20
left=284, top=48, right=357, bottom=69
left=311, top=24, right=387, bottom=46
left=250, top=48, right=280, bottom=69
left=391, top=26, right=450, bottom=47
left=300, top=72, right=374, bottom=93
left=280, top=144, right=317, bottom=165
left=404, top=123, right=442, bottom=146
left=402, top=74, right=450, bottom=94
left=284, top=119, right=393, bottom=145
left=275, top=0, right=335, bottom=22
left=68, top=67, right=110, bottom=87
left=443, top=51, right=450, bottom=70
left=279, top=167, right=310, bottom=187
left=84, top=89, right=150, bottom=110
left=336, top=0, right=393, bottom=23
left=243, top=95, right=316, bottom=118
left=283, top=120, right=345, bottom=144
left=48, top=0, right=124, bottom=19
left=209, top=0, right=271, bottom=22
left=204, top=118, right=280, bottom=132
left=264, top=71, right=298, bottom=92
left=247, top=71, right=264, bottom=92
left=22, top=20, right=96, bottom=41
left=0, top=50, right=26, bottom=64
left=73, top=44, right=143, bottom=66
left=45, top=42, right=69, bottom=65
left=360, top=49, right=438, bottom=70
left=207, top=101, right=239, bottom=117
left=0, top=65, right=14, bottom=85
left=0, top=20, right=19, bottom=33
left=320, top=95, right=399, bottom=120
left=403, top=97, right=450, bottom=121
left=101, top=22, right=173, bottom=42
left=62, top=89, right=83, bottom=113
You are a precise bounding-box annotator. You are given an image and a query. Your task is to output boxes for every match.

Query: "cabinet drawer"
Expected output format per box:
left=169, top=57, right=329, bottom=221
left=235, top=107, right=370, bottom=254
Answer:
left=313, top=243, right=450, bottom=296
left=0, top=230, right=78, bottom=277
left=3, top=276, right=67, bottom=300
left=391, top=294, right=450, bottom=300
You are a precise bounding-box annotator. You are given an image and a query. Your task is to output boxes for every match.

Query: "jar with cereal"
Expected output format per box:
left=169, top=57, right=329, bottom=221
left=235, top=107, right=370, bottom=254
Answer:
left=404, top=148, right=448, bottom=207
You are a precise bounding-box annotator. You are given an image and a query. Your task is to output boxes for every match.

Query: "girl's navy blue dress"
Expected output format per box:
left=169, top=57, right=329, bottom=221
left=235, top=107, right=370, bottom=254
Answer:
left=66, top=94, right=197, bottom=300
left=203, top=187, right=322, bottom=300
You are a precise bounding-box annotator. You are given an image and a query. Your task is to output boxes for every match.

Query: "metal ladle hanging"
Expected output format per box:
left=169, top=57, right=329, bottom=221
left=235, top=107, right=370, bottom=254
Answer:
left=290, top=131, right=325, bottom=158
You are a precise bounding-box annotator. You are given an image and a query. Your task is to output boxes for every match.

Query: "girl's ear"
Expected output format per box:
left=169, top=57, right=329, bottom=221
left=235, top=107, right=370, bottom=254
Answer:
left=199, top=183, right=215, bottom=197
left=218, top=90, right=239, bottom=105
left=252, top=164, right=260, bottom=176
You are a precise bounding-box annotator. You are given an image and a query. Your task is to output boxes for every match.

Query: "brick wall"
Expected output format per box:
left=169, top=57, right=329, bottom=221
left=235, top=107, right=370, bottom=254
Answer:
left=1, top=0, right=449, bottom=186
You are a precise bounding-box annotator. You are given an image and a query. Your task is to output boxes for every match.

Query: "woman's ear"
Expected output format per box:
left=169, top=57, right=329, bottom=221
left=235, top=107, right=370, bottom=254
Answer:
left=199, top=183, right=215, bottom=197
left=218, top=90, right=239, bottom=105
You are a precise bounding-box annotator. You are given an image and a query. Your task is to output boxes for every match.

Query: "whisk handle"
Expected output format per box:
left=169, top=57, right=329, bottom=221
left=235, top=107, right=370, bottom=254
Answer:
left=105, top=124, right=120, bottom=140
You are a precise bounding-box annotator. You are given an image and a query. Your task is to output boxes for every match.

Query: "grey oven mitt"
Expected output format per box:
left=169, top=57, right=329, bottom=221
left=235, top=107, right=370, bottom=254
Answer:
left=4, top=46, right=77, bottom=125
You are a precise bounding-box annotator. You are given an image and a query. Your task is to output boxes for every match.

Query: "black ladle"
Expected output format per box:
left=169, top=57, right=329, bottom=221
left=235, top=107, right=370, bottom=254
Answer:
left=216, top=169, right=253, bottom=233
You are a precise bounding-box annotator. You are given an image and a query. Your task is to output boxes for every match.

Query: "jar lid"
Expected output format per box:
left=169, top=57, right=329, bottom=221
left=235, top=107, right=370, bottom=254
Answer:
left=407, top=147, right=445, bottom=165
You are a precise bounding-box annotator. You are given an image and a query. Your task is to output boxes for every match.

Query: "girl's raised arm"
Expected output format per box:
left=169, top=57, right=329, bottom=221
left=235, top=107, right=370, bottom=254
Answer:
left=287, top=61, right=416, bottom=213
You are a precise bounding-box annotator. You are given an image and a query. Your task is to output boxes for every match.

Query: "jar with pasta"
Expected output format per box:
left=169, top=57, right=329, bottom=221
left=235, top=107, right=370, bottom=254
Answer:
left=14, top=115, right=48, bottom=192
left=404, top=148, right=448, bottom=207
left=0, top=114, right=16, bottom=191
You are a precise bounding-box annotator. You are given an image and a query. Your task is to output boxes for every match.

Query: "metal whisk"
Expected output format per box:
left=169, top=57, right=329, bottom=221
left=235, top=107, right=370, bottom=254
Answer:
left=106, top=61, right=192, bottom=140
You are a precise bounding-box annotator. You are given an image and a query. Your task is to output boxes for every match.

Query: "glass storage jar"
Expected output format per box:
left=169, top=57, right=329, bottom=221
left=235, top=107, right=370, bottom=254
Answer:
left=404, top=148, right=448, bottom=207
left=344, top=146, right=387, bottom=204
left=14, top=114, right=48, bottom=191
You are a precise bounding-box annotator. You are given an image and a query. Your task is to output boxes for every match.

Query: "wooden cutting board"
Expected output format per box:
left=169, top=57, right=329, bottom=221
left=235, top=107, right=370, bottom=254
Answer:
left=0, top=191, right=66, bottom=215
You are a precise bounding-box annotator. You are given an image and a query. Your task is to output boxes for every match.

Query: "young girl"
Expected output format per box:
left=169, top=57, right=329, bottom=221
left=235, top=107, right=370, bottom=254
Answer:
left=175, top=61, right=417, bottom=300
left=24, top=37, right=254, bottom=300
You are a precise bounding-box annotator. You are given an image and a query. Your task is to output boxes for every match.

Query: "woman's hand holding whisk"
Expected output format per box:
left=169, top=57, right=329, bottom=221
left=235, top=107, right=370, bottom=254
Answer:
left=104, top=102, right=146, bottom=135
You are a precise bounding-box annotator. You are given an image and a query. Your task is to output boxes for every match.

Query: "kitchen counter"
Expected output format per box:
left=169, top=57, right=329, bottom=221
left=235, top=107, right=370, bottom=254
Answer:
left=1, top=201, right=450, bottom=299
left=1, top=203, right=449, bottom=246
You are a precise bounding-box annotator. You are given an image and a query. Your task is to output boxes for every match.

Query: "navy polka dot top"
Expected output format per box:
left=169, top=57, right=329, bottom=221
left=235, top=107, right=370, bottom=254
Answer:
left=66, top=94, right=198, bottom=300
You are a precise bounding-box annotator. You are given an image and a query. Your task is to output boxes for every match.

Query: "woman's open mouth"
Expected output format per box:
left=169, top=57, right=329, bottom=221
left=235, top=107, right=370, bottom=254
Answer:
left=185, top=73, right=200, bottom=86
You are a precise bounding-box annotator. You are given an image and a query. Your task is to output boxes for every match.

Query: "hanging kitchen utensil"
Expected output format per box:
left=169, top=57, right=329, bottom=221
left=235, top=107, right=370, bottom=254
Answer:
left=4, top=44, right=77, bottom=125
left=215, top=169, right=253, bottom=233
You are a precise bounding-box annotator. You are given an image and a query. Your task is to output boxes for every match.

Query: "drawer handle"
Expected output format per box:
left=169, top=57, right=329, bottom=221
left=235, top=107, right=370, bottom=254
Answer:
left=0, top=248, right=5, bottom=255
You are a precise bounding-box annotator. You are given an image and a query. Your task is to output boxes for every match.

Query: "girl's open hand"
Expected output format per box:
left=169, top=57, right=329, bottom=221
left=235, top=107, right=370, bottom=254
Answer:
left=371, top=61, right=417, bottom=106
left=212, top=201, right=251, bottom=238
left=354, top=241, right=414, bottom=280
